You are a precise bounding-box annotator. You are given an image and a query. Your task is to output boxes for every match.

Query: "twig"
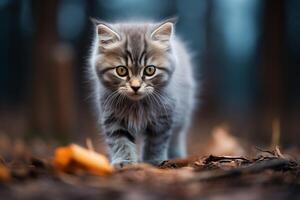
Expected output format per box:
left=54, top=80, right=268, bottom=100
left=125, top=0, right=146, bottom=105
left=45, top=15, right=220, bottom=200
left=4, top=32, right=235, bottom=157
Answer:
left=254, top=146, right=275, bottom=155
left=187, top=158, right=298, bottom=183
left=271, top=118, right=281, bottom=148
left=203, top=155, right=251, bottom=164
left=86, top=138, right=95, bottom=152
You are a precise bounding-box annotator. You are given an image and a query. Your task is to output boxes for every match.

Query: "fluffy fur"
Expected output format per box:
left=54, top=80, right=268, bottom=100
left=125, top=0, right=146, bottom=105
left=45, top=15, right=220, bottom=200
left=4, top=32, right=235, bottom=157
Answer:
left=88, top=19, right=195, bottom=168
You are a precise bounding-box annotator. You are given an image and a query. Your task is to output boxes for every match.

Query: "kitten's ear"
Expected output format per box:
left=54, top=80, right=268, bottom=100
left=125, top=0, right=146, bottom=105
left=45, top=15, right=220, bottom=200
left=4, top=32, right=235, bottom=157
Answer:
left=96, top=23, right=121, bottom=47
left=90, top=17, right=101, bottom=26
left=151, top=21, right=174, bottom=43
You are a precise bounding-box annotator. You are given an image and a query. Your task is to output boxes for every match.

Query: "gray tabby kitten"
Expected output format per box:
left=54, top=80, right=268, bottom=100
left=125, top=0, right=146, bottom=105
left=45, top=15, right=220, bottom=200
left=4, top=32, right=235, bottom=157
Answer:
left=89, top=19, right=195, bottom=168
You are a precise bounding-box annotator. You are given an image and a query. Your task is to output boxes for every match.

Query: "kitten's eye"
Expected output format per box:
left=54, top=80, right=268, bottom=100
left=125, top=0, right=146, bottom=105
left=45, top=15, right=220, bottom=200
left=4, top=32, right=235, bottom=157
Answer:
left=144, top=65, right=156, bottom=76
left=116, top=66, right=128, bottom=77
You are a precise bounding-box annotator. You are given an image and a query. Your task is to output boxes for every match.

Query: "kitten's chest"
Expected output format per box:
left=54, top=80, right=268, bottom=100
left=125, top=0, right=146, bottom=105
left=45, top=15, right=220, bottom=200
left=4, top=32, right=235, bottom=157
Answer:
left=102, top=96, right=174, bottom=135
left=118, top=106, right=154, bottom=134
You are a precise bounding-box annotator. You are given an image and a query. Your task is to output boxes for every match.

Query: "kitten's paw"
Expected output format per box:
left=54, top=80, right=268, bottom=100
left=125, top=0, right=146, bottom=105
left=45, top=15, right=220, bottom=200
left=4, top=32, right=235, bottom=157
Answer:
left=168, top=150, right=186, bottom=159
left=144, top=159, right=165, bottom=166
left=111, top=160, right=136, bottom=169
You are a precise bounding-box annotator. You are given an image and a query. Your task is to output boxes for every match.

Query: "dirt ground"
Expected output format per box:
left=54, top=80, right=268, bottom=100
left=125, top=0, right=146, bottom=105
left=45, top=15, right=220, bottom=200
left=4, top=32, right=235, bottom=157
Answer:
left=0, top=133, right=299, bottom=200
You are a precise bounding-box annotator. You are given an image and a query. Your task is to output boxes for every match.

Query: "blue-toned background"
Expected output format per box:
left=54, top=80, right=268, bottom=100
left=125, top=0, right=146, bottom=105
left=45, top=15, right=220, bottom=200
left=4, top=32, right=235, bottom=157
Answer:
left=0, top=0, right=299, bottom=150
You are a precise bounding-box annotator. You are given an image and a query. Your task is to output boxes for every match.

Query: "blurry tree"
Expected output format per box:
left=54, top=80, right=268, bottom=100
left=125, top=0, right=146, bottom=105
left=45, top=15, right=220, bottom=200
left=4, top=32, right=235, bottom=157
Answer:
left=30, top=0, right=78, bottom=142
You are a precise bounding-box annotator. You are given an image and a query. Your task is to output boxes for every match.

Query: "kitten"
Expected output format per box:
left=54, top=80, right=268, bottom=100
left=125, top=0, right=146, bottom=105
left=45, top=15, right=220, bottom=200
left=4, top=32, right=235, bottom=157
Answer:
left=89, top=19, right=196, bottom=168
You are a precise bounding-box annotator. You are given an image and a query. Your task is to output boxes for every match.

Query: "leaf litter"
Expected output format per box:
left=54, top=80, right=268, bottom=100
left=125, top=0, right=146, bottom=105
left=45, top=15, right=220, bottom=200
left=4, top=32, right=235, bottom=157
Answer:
left=0, top=136, right=299, bottom=200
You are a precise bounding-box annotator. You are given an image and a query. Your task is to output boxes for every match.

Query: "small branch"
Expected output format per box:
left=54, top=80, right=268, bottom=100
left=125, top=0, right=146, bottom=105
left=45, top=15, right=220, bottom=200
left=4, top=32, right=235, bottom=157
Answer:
left=203, top=155, right=251, bottom=164
left=188, top=158, right=298, bottom=182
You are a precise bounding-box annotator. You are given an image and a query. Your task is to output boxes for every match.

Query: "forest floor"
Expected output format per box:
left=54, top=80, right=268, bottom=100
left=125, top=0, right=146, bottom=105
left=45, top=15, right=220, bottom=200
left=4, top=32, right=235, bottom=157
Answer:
left=0, top=133, right=299, bottom=200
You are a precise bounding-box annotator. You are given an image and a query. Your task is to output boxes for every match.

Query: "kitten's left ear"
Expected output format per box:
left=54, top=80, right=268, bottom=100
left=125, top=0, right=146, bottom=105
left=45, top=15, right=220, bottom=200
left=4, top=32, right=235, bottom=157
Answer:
left=151, top=21, right=174, bottom=43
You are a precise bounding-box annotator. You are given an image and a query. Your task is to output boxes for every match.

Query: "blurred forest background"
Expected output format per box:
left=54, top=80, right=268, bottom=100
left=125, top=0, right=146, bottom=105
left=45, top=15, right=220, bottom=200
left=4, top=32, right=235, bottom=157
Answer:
left=0, top=0, right=299, bottom=154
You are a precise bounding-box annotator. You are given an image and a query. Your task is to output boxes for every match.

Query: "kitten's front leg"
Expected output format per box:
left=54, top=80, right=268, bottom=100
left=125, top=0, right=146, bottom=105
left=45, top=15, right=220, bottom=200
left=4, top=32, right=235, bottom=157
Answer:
left=142, top=127, right=171, bottom=165
left=106, top=130, right=137, bottom=168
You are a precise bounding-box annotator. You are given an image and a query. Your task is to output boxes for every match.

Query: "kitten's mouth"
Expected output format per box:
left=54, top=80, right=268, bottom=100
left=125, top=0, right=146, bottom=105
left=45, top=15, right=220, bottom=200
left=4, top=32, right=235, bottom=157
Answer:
left=127, top=92, right=146, bottom=101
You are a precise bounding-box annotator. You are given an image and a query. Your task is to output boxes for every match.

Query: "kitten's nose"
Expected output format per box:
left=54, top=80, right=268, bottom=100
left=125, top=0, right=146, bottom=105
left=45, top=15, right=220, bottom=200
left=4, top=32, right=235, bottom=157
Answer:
left=130, top=78, right=141, bottom=92
left=131, top=86, right=141, bottom=92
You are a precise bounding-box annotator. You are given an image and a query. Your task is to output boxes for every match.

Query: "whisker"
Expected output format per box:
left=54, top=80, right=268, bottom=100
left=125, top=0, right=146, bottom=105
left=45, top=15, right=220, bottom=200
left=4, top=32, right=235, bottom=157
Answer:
left=152, top=91, right=170, bottom=122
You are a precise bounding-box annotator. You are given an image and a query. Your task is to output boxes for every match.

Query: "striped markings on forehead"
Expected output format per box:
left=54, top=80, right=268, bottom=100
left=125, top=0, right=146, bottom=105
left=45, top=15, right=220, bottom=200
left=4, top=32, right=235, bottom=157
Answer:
left=124, top=33, right=147, bottom=68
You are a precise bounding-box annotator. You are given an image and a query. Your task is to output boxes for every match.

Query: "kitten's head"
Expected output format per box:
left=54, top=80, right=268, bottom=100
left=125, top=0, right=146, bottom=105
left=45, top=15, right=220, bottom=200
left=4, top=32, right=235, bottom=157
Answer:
left=92, top=20, right=175, bottom=101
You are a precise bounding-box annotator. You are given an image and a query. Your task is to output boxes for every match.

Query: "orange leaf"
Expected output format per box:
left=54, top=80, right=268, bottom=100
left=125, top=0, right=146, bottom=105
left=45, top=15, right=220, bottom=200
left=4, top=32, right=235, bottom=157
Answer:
left=0, top=164, right=10, bottom=181
left=53, top=144, right=113, bottom=176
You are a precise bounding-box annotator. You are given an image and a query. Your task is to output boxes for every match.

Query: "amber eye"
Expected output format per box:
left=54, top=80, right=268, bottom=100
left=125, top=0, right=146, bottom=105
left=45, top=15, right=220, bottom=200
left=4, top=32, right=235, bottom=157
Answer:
left=116, top=66, right=128, bottom=77
left=144, top=65, right=156, bottom=76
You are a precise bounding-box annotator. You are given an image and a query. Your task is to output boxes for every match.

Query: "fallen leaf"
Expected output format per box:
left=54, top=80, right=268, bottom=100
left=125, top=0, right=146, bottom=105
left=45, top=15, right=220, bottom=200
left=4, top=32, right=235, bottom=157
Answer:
left=207, top=125, right=245, bottom=156
left=53, top=144, right=113, bottom=176
left=0, top=163, right=10, bottom=181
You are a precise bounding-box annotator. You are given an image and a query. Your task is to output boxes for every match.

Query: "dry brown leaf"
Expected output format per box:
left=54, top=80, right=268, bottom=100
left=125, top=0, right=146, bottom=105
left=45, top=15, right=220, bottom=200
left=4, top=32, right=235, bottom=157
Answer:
left=207, top=126, right=245, bottom=156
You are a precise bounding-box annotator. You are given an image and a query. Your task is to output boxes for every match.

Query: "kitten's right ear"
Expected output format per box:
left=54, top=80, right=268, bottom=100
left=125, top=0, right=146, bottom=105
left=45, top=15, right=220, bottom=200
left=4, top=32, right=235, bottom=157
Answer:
left=150, top=21, right=174, bottom=50
left=91, top=19, right=121, bottom=47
